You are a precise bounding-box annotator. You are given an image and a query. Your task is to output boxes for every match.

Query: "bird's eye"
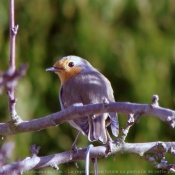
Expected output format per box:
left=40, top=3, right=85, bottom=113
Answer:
left=68, top=62, right=74, bottom=67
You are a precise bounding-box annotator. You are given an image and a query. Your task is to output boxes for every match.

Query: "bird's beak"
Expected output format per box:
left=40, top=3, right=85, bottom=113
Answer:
left=46, top=67, right=61, bottom=72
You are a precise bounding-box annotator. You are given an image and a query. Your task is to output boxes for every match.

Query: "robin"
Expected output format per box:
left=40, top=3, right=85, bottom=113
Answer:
left=46, top=56, right=119, bottom=147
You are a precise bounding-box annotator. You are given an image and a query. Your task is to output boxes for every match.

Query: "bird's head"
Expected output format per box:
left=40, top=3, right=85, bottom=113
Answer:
left=46, top=55, right=92, bottom=85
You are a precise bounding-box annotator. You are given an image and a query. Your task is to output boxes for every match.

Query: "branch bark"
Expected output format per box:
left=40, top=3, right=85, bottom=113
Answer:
left=7, top=0, right=19, bottom=121
left=1, top=98, right=175, bottom=173
left=9, top=0, right=16, bottom=72
left=0, top=64, right=28, bottom=94
left=0, top=95, right=174, bottom=136
left=1, top=141, right=175, bottom=173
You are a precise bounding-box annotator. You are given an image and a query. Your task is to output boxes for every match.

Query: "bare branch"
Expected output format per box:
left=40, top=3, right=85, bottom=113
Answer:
left=4, top=0, right=28, bottom=131
left=0, top=142, right=15, bottom=167
left=30, top=144, right=41, bottom=158
left=120, top=114, right=135, bottom=141
left=7, top=0, right=20, bottom=122
left=0, top=64, right=28, bottom=94
left=1, top=141, right=175, bottom=173
left=9, top=0, right=17, bottom=73
left=0, top=95, right=174, bottom=136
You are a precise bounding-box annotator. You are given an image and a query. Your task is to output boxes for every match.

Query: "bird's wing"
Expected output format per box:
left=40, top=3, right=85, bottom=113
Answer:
left=60, top=82, right=90, bottom=136
left=76, top=71, right=119, bottom=142
left=109, top=113, right=119, bottom=137
left=60, top=70, right=119, bottom=143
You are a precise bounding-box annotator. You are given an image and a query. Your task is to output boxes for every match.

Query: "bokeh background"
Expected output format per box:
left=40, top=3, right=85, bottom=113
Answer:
left=0, top=0, right=175, bottom=174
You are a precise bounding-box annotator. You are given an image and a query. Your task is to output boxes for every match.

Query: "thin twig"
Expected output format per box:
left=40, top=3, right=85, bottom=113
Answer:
left=0, top=64, right=28, bottom=92
left=8, top=0, right=19, bottom=121
left=120, top=114, right=135, bottom=141
left=9, top=0, right=16, bottom=71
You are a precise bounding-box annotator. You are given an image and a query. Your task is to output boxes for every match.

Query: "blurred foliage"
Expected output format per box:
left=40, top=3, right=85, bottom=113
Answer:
left=0, top=0, right=175, bottom=174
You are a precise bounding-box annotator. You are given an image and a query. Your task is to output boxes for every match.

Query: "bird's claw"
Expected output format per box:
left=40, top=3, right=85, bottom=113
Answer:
left=71, top=143, right=78, bottom=151
left=71, top=143, right=80, bottom=156
left=105, top=140, right=113, bottom=157
left=71, top=144, right=79, bottom=168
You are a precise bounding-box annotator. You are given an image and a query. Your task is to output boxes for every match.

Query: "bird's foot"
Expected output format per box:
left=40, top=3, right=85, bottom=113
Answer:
left=71, top=143, right=79, bottom=154
left=71, top=143, right=80, bottom=168
left=105, top=140, right=114, bottom=157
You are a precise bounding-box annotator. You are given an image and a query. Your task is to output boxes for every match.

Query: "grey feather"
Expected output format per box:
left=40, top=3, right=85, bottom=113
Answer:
left=60, top=61, right=119, bottom=143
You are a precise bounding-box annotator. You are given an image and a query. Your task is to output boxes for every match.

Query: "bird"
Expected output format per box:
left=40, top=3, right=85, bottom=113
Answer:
left=46, top=55, right=119, bottom=147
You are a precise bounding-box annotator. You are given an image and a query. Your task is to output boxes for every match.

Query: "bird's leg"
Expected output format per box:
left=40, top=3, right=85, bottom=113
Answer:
left=71, top=131, right=81, bottom=169
left=71, top=131, right=81, bottom=151
left=105, top=129, right=114, bottom=156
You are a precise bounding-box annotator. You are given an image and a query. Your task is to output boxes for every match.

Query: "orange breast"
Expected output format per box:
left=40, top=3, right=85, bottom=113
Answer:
left=56, top=66, right=83, bottom=86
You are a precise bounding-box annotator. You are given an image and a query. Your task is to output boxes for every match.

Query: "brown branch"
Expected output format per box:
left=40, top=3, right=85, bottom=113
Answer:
left=1, top=141, right=175, bottom=173
left=0, top=95, right=174, bottom=136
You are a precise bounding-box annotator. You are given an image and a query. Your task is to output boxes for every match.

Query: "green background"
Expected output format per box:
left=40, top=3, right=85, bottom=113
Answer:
left=0, top=0, right=175, bottom=174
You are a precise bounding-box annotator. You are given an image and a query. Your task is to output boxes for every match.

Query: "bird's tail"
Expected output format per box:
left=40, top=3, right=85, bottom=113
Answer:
left=88, top=113, right=108, bottom=144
